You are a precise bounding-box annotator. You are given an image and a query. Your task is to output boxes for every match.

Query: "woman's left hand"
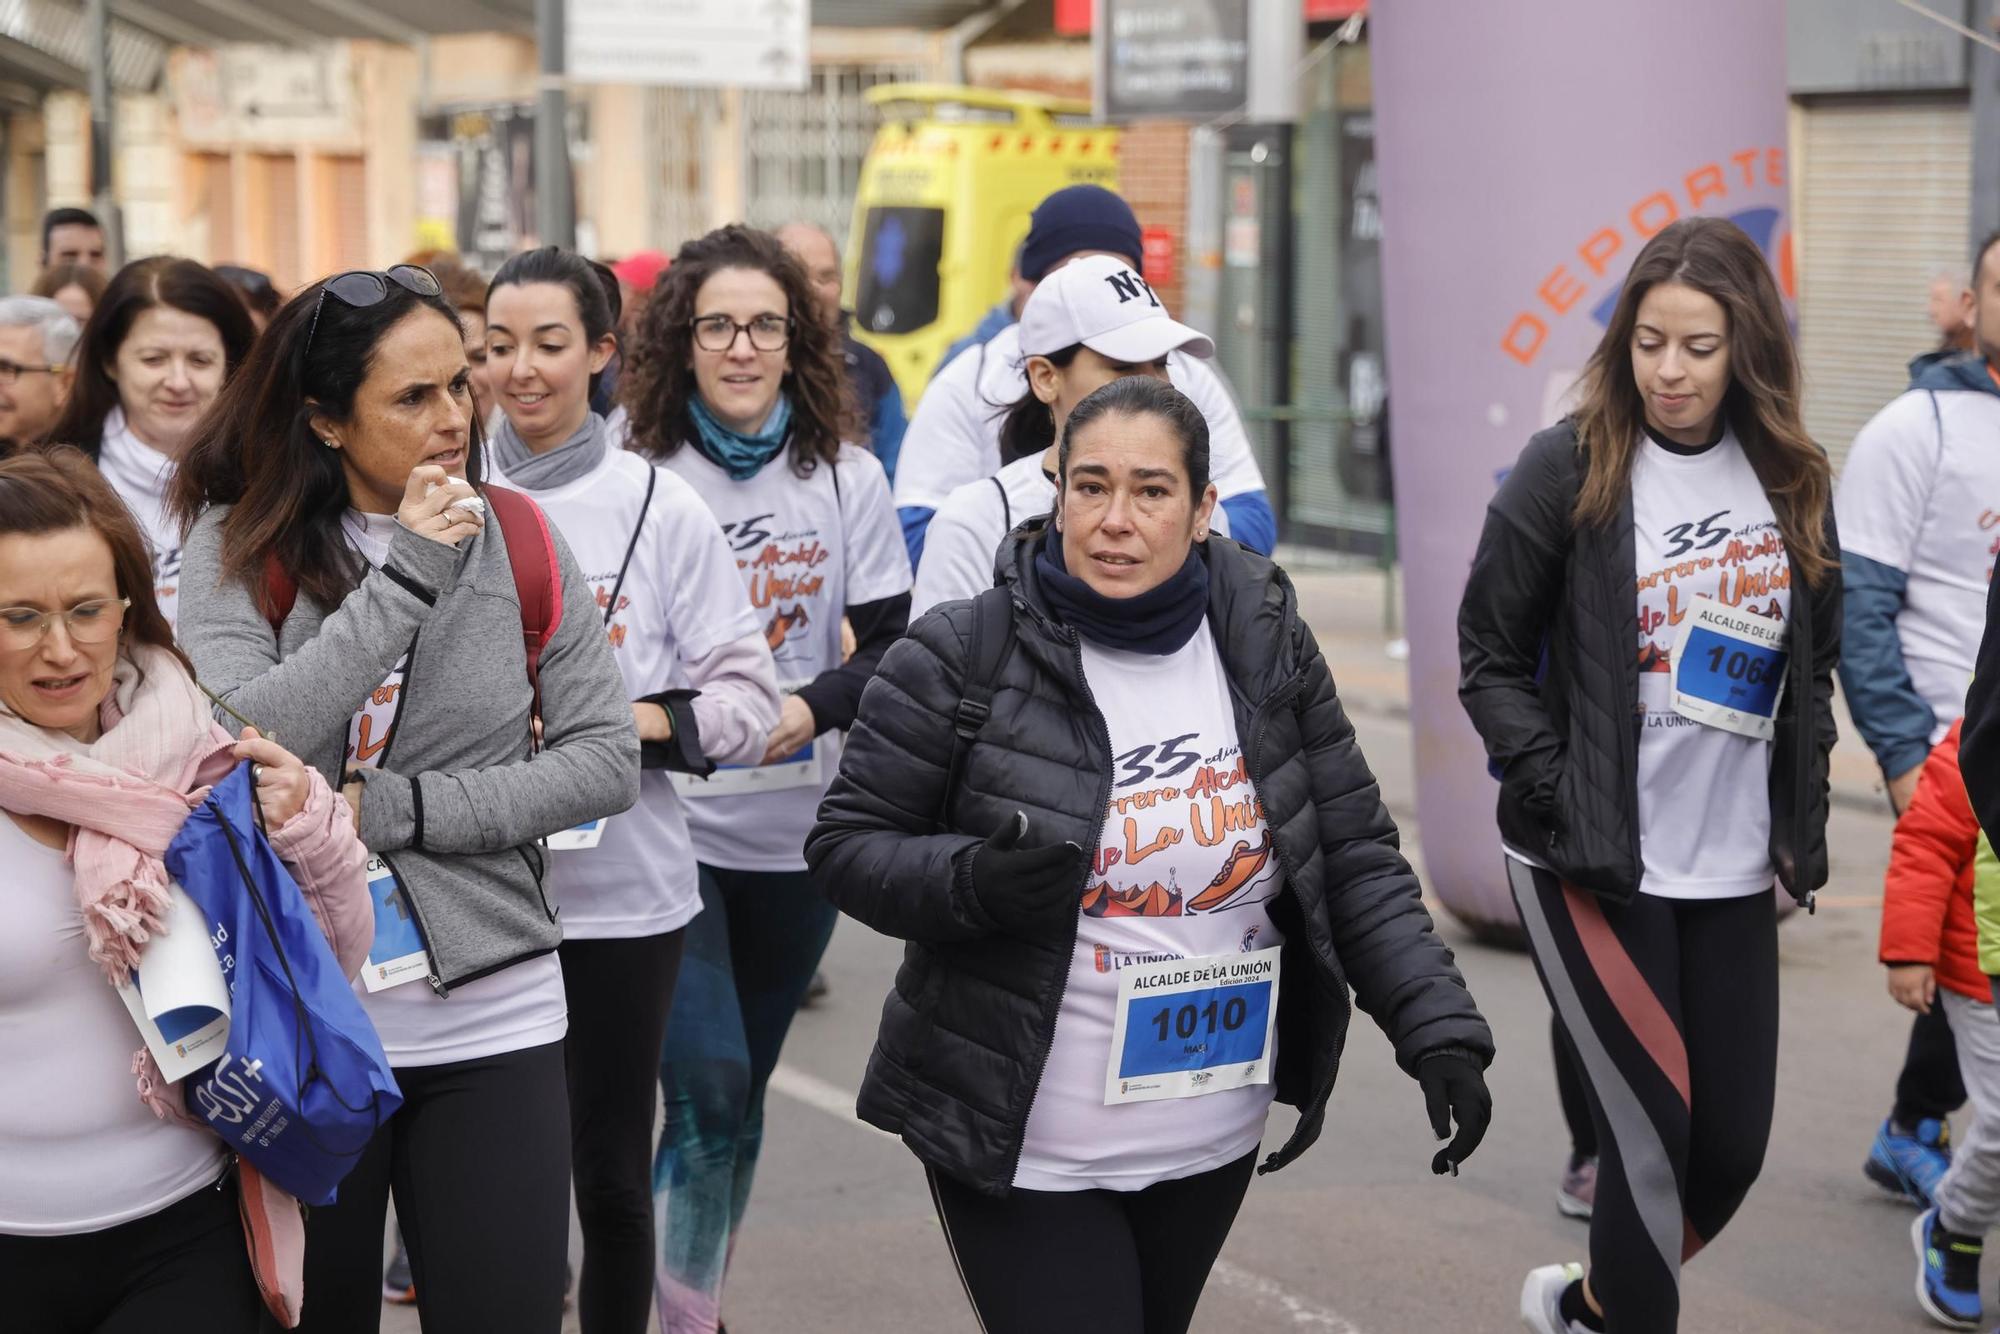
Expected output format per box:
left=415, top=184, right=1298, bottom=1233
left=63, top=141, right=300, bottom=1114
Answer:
left=761, top=695, right=817, bottom=765
left=234, top=726, right=313, bottom=828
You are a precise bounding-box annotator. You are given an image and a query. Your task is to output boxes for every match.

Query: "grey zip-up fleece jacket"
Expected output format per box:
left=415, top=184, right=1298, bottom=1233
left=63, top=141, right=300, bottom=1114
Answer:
left=178, top=501, right=640, bottom=994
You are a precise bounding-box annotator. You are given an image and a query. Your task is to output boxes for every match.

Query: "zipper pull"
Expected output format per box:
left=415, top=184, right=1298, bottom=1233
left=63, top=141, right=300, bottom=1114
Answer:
left=1804, top=890, right=1817, bottom=916
left=427, top=973, right=446, bottom=997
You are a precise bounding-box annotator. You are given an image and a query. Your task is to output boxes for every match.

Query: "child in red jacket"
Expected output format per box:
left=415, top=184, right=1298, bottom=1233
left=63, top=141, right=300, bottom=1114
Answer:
left=1881, top=717, right=2000, bottom=1328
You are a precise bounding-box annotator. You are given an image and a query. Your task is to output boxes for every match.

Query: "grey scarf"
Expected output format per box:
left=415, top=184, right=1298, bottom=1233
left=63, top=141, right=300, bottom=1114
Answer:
left=487, top=409, right=608, bottom=490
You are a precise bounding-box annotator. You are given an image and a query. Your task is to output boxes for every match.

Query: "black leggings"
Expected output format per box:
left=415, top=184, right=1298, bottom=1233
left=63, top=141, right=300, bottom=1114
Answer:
left=1511, top=862, right=1778, bottom=1334
left=560, top=930, right=687, bottom=1334
left=927, top=1150, right=1256, bottom=1334
left=3, top=1167, right=262, bottom=1333
left=284, top=1039, right=573, bottom=1334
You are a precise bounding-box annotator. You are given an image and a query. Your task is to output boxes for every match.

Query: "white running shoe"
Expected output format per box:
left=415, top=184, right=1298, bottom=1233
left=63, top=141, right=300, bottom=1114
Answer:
left=1520, top=1262, right=1589, bottom=1333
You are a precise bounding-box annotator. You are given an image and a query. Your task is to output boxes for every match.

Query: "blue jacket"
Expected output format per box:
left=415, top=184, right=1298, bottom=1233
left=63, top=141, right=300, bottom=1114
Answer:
left=842, top=314, right=908, bottom=483
left=1840, top=352, right=2000, bottom=780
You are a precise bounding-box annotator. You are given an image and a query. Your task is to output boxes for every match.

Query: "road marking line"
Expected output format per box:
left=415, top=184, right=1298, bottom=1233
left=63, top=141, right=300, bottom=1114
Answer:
left=769, top=1064, right=1369, bottom=1331
left=1210, top=1260, right=1368, bottom=1330
left=767, top=1063, right=896, bottom=1140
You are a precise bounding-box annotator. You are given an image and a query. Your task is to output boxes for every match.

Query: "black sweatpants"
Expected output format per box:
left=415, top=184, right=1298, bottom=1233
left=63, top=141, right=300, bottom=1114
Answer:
left=1893, top=1002, right=1968, bottom=1126
left=926, top=1150, right=1257, bottom=1334
left=3, top=1166, right=262, bottom=1333
left=560, top=930, right=687, bottom=1334
left=283, top=1039, right=572, bottom=1334
left=1511, top=862, right=1778, bottom=1334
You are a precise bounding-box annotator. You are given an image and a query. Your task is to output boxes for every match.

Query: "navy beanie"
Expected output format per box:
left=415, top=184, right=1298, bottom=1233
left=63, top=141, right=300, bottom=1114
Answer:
left=1018, top=185, right=1143, bottom=282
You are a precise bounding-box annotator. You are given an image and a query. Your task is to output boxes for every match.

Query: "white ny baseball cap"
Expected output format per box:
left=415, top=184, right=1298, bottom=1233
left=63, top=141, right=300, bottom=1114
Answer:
left=1016, top=254, right=1216, bottom=363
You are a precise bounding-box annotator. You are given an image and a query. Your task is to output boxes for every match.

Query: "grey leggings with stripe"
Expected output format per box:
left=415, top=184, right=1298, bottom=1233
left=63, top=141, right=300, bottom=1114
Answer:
left=1510, top=860, right=1779, bottom=1333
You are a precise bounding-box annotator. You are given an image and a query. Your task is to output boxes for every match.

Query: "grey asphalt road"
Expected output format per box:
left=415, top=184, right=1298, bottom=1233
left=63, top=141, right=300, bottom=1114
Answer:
left=381, top=570, right=1943, bottom=1333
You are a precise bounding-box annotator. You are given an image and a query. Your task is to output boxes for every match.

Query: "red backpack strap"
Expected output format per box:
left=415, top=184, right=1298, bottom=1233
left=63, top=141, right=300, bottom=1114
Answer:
left=260, top=551, right=298, bottom=635
left=483, top=485, right=564, bottom=743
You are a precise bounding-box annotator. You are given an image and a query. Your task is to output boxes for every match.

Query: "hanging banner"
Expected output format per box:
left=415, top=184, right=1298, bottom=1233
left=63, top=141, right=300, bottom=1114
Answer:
left=1371, top=0, right=1792, bottom=936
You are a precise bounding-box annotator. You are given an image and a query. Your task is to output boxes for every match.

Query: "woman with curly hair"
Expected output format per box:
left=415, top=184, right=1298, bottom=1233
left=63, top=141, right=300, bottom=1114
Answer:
left=620, top=224, right=910, bottom=1332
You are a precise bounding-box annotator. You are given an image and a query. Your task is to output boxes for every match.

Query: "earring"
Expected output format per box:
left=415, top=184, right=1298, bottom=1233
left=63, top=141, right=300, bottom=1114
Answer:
left=323, top=437, right=338, bottom=449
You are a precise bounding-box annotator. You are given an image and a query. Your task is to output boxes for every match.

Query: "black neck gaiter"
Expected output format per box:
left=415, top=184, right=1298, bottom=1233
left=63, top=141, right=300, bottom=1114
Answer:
left=1034, top=530, right=1210, bottom=655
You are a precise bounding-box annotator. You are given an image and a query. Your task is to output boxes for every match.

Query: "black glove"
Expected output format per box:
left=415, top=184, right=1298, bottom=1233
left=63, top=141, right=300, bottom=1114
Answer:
left=1418, top=1048, right=1492, bottom=1176
left=967, top=811, right=1087, bottom=939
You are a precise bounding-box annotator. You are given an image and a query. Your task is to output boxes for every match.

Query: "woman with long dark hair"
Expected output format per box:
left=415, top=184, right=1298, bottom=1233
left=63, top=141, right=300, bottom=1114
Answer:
left=1457, top=216, right=1838, bottom=1334
left=50, top=257, right=255, bottom=626
left=170, top=265, right=640, bottom=1333
left=485, top=245, right=780, bottom=1334
left=621, top=224, right=910, bottom=1332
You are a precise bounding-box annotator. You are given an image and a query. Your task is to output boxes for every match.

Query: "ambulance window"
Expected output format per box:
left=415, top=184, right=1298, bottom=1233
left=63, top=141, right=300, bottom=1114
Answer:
left=857, top=206, right=944, bottom=334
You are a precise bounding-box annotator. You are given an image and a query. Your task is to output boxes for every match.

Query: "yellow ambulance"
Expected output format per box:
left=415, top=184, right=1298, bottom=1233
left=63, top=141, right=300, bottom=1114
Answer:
left=845, top=84, right=1121, bottom=407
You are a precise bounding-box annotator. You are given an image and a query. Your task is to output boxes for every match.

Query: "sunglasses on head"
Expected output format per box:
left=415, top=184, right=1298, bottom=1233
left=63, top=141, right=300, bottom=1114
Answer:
left=304, top=265, right=444, bottom=358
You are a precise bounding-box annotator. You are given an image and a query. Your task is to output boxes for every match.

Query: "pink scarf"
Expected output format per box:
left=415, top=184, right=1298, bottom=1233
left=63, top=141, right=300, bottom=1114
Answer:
left=0, top=642, right=235, bottom=984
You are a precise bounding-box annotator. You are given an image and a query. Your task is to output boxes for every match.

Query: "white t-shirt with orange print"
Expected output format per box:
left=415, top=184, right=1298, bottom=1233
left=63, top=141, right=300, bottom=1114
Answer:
left=1015, top=621, right=1286, bottom=1192
left=1630, top=428, right=1790, bottom=900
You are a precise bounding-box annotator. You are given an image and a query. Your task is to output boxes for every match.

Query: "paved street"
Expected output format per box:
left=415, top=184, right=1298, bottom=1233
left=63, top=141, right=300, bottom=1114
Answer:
left=390, top=564, right=1938, bottom=1333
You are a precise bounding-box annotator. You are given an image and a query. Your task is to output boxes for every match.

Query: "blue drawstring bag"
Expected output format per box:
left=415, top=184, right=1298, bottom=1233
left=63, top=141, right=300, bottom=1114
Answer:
left=163, top=762, right=401, bottom=1206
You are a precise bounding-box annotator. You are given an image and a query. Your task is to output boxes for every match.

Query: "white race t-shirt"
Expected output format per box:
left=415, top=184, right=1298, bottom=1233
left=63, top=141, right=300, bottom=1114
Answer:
left=1629, top=430, right=1789, bottom=900
left=1836, top=384, right=2000, bottom=737
left=664, top=442, right=912, bottom=871
left=0, top=817, right=226, bottom=1234
left=339, top=508, right=568, bottom=1067
left=1015, top=623, right=1284, bottom=1192
left=893, top=325, right=1268, bottom=516
left=96, top=408, right=182, bottom=628
left=913, top=451, right=1231, bottom=616
left=493, top=449, right=762, bottom=937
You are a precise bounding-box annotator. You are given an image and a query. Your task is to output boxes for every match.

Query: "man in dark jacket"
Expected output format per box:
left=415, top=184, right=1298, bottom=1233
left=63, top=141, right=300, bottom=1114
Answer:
left=807, top=518, right=1493, bottom=1195
left=778, top=222, right=909, bottom=483
left=1841, top=232, right=2000, bottom=1209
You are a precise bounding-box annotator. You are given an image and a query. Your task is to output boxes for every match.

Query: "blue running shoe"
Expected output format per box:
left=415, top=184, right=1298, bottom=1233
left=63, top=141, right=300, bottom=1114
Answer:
left=1914, top=1208, right=1983, bottom=1329
left=1871, top=1117, right=1954, bottom=1207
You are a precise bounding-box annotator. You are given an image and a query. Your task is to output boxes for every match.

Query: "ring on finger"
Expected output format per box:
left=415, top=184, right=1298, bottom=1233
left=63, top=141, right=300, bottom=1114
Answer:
left=251, top=763, right=263, bottom=785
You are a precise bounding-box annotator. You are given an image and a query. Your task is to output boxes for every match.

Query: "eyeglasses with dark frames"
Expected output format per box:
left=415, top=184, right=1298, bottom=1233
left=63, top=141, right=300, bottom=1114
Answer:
left=690, top=314, right=791, bottom=353
left=0, top=359, right=62, bottom=386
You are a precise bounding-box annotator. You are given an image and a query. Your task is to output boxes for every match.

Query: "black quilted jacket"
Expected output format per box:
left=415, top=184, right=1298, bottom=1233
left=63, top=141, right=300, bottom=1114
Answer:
left=806, top=521, right=1494, bottom=1196
left=1457, top=421, right=1839, bottom=906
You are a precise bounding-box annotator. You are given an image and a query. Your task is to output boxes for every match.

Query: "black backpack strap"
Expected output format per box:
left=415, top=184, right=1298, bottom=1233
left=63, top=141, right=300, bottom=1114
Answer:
left=942, top=585, right=1014, bottom=815
left=992, top=475, right=1011, bottom=532
left=603, top=464, right=658, bottom=626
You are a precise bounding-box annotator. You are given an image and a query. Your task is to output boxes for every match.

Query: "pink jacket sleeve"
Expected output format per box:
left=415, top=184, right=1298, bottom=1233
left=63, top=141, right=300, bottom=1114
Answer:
left=265, top=763, right=372, bottom=979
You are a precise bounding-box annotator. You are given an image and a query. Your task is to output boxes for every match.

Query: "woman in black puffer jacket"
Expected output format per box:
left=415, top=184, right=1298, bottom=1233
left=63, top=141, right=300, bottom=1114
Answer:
left=807, top=377, right=1494, bottom=1334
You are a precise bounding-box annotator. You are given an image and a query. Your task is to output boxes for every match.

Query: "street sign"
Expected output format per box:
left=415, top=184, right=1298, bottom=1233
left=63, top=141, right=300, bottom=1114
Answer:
left=568, top=0, right=809, bottom=91
left=1094, top=0, right=1250, bottom=121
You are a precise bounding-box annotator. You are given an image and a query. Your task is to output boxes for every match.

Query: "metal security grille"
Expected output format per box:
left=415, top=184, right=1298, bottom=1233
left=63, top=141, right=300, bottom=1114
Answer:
left=742, top=63, right=926, bottom=245
left=644, top=86, right=718, bottom=255
left=1795, top=95, right=1971, bottom=471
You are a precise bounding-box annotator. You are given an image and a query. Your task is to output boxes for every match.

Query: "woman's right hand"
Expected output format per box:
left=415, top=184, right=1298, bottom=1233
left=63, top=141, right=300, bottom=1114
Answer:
left=398, top=465, right=486, bottom=547
left=967, top=812, right=1087, bottom=939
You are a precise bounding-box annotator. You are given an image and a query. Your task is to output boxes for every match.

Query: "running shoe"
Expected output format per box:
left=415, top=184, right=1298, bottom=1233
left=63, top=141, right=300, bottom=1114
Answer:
left=1870, top=1117, right=1954, bottom=1207
left=1913, top=1208, right=1984, bottom=1329
left=1519, top=1262, right=1589, bottom=1333
left=801, top=970, right=830, bottom=1008
left=1557, top=1154, right=1597, bottom=1220
left=382, top=1236, right=416, bottom=1305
